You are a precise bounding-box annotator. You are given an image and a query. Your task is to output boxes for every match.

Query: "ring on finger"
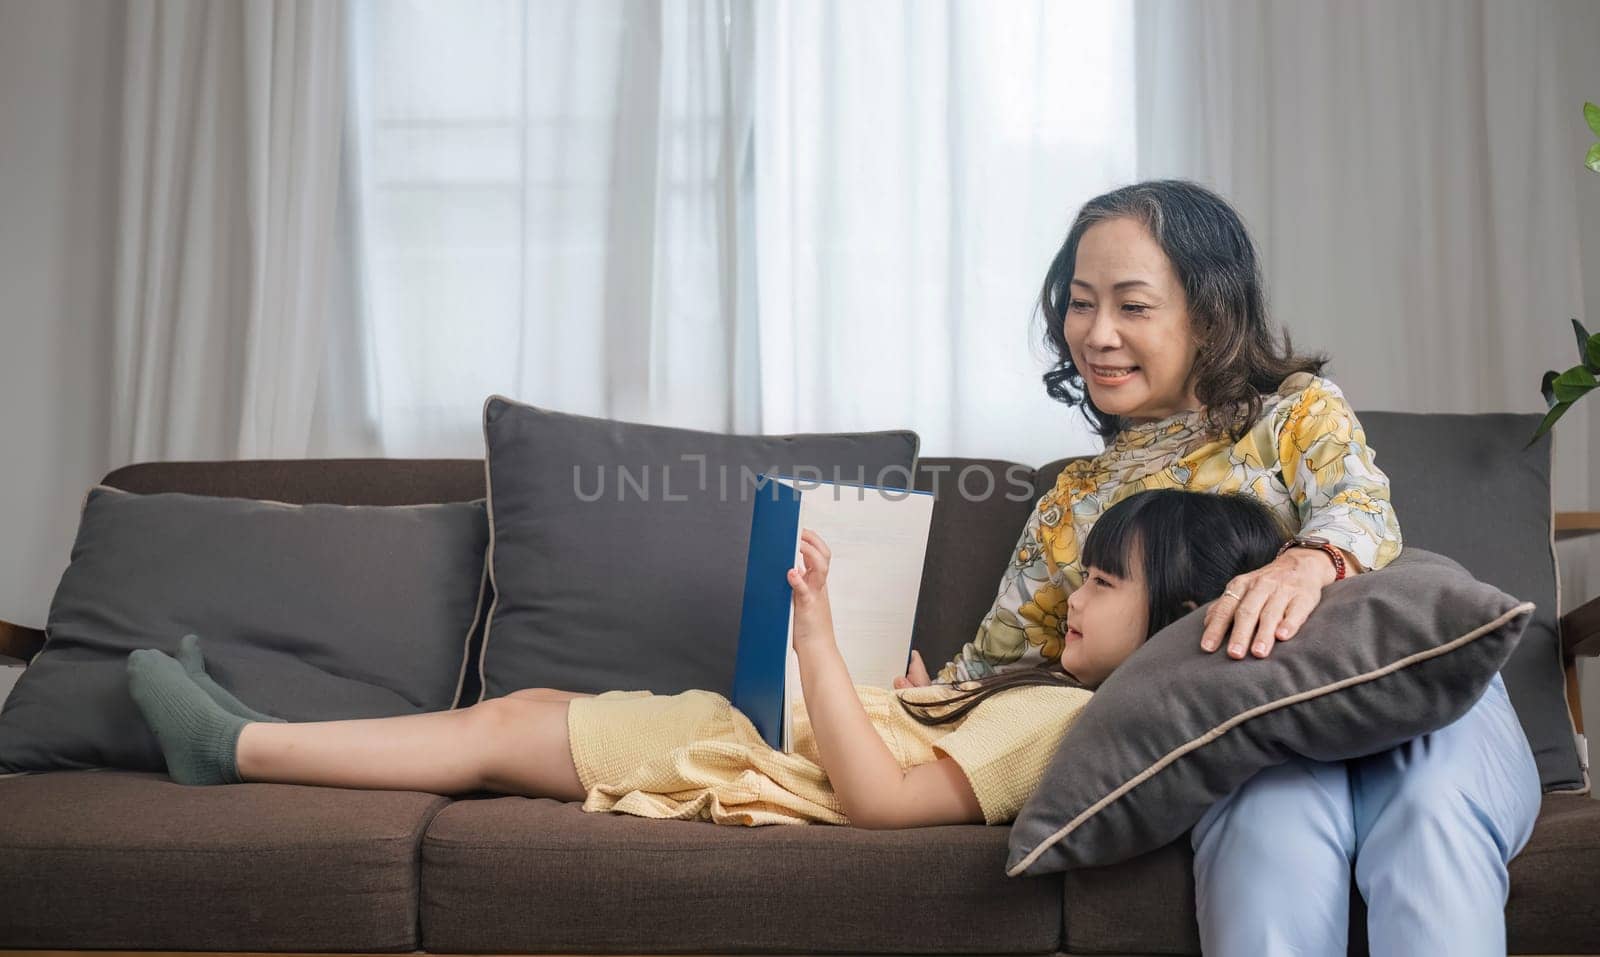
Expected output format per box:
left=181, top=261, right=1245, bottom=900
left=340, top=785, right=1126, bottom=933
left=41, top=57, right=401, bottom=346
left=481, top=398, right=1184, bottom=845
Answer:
left=1223, top=588, right=1244, bottom=601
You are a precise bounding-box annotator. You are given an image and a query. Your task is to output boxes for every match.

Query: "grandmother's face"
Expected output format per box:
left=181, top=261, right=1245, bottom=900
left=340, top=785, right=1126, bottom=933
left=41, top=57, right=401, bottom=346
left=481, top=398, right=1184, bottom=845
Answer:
left=1064, top=217, right=1201, bottom=424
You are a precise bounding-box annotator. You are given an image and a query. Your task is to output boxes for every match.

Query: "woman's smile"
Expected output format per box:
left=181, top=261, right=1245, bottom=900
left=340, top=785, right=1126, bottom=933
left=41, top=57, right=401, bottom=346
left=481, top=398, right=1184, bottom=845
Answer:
left=1087, top=364, right=1140, bottom=385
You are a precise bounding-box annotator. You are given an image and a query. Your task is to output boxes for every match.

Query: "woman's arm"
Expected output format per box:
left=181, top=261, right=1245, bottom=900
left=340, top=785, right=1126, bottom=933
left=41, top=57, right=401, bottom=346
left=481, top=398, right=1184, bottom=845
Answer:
left=1275, top=377, right=1403, bottom=572
left=790, top=530, right=984, bottom=828
left=1202, top=377, right=1404, bottom=658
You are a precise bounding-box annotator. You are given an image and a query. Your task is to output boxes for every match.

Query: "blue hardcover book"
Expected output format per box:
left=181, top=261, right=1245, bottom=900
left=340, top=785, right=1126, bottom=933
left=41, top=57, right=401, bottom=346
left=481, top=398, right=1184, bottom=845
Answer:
left=731, top=474, right=935, bottom=751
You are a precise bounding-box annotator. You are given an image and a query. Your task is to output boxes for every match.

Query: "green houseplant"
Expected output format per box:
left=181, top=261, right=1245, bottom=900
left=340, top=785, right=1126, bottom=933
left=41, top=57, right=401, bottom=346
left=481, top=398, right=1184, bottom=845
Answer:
left=1528, top=102, right=1600, bottom=447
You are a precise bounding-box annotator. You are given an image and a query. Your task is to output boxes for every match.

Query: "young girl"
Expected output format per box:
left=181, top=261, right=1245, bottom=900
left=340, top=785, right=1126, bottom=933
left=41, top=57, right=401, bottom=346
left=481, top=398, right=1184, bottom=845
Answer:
left=125, top=488, right=1285, bottom=829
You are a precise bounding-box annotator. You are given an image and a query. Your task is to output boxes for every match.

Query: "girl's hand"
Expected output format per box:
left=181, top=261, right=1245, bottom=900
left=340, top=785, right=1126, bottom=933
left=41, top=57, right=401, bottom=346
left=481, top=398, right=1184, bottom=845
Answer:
left=892, top=651, right=932, bottom=689
left=789, top=529, right=835, bottom=650
left=1200, top=548, right=1342, bottom=659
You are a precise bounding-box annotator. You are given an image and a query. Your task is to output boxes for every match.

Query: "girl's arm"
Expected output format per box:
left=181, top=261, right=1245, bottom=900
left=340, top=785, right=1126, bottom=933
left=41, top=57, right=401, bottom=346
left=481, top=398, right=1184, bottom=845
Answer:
left=790, top=529, right=984, bottom=829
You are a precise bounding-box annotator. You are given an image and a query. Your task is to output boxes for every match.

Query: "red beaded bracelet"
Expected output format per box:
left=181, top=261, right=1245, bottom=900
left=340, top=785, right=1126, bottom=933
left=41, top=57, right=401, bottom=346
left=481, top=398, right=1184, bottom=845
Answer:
left=1277, top=535, right=1347, bottom=581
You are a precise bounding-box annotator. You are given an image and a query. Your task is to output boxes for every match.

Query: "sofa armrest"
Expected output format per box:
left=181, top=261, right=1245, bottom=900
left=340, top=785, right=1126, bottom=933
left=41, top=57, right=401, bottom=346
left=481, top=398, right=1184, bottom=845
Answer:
left=0, top=619, right=45, bottom=664
left=1563, top=595, right=1600, bottom=659
left=1556, top=511, right=1600, bottom=542
left=1562, top=595, right=1600, bottom=735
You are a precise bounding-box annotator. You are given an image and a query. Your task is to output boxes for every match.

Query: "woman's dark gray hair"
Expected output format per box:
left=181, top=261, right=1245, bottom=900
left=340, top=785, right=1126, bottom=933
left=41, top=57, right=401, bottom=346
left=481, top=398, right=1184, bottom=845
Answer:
left=1039, top=179, right=1327, bottom=443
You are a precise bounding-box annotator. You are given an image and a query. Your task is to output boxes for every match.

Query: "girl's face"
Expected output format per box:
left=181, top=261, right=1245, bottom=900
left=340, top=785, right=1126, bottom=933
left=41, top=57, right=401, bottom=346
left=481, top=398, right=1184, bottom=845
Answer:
left=1064, top=217, right=1202, bottom=423
left=1061, top=560, right=1151, bottom=688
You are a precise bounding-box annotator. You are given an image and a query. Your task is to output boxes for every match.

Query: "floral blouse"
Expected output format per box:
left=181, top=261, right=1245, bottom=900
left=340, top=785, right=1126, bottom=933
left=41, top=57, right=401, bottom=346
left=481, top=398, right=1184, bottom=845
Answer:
left=934, top=372, right=1404, bottom=685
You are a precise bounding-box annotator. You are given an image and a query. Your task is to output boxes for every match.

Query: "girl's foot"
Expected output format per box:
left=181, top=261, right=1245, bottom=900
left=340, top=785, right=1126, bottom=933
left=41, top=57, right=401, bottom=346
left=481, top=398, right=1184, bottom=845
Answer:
left=176, top=634, right=284, bottom=723
left=127, top=649, right=249, bottom=785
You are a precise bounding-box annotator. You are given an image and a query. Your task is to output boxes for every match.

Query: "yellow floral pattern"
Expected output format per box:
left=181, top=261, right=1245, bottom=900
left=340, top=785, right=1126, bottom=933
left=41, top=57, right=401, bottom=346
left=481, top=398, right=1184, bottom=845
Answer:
left=935, top=372, right=1404, bottom=684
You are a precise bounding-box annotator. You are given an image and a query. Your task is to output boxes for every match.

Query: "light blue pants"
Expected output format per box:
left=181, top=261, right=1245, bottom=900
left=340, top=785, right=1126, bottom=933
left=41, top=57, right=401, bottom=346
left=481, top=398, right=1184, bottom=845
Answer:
left=1191, top=673, right=1543, bottom=956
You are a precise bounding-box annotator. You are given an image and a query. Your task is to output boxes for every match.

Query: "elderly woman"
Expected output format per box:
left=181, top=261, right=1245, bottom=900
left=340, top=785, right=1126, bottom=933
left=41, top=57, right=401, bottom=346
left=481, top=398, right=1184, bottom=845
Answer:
left=897, top=180, right=1541, bottom=956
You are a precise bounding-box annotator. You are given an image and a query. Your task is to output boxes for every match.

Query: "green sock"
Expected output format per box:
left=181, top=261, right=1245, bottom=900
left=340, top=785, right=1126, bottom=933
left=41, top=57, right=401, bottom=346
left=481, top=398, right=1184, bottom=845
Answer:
left=176, top=634, right=284, bottom=723
left=127, top=649, right=248, bottom=786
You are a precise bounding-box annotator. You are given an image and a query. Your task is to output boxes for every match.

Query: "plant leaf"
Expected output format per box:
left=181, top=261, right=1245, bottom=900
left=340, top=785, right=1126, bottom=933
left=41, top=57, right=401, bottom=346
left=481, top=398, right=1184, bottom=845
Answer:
left=1551, top=365, right=1599, bottom=403
left=1574, top=318, right=1600, bottom=371
left=1590, top=334, right=1600, bottom=374
left=1527, top=401, right=1574, bottom=449
left=1588, top=142, right=1600, bottom=174
left=1588, top=101, right=1600, bottom=138
left=1542, top=369, right=1561, bottom=408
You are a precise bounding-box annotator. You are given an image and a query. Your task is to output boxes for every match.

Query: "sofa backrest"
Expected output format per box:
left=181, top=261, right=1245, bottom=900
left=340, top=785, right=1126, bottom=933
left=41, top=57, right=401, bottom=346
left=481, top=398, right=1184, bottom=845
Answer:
left=98, top=407, right=1580, bottom=791
left=101, top=458, right=486, bottom=505
left=907, top=457, right=1040, bottom=676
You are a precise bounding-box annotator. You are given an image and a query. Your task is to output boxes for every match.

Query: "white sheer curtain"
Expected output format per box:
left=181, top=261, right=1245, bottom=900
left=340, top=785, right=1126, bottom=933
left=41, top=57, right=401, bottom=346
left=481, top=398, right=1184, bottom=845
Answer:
left=340, top=0, right=1134, bottom=464
left=1134, top=0, right=1600, bottom=609
left=94, top=0, right=1600, bottom=499
left=111, top=0, right=345, bottom=463
left=751, top=1, right=1134, bottom=464
left=336, top=0, right=752, bottom=457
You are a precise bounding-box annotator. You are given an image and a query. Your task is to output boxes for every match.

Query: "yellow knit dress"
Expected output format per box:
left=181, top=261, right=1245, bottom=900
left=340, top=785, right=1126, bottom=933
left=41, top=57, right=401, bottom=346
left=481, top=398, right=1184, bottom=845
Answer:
left=567, top=681, right=1092, bottom=826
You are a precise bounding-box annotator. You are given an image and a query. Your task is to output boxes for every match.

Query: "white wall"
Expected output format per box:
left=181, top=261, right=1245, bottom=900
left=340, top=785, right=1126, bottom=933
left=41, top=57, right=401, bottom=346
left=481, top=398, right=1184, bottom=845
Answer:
left=0, top=0, right=122, bottom=627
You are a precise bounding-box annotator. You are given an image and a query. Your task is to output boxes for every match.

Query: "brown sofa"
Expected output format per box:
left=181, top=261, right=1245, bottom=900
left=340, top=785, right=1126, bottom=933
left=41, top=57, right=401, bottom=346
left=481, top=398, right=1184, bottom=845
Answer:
left=3, top=411, right=1600, bottom=955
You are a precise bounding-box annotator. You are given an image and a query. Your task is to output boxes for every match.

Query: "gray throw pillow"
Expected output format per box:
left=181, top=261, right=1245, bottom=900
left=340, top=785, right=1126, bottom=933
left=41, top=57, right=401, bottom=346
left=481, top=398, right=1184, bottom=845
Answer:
left=478, top=396, right=919, bottom=700
left=0, top=487, right=489, bottom=775
left=1006, top=548, right=1533, bottom=875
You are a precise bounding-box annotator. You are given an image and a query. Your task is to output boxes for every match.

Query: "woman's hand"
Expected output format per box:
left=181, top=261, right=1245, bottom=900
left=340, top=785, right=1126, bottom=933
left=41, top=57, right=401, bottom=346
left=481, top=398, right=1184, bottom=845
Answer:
left=1200, top=547, right=1344, bottom=659
left=892, top=651, right=932, bottom=689
left=789, top=528, right=836, bottom=651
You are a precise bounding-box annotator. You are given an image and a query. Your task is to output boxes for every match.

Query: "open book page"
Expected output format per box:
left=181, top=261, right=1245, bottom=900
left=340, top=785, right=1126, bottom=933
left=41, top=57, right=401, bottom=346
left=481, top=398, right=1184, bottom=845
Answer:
left=781, top=482, right=934, bottom=751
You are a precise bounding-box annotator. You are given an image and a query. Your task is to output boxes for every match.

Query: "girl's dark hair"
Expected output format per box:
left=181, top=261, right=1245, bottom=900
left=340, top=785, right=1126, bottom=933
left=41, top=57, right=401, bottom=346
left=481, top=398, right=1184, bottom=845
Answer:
left=1038, top=179, right=1328, bottom=444
left=899, top=488, right=1289, bottom=726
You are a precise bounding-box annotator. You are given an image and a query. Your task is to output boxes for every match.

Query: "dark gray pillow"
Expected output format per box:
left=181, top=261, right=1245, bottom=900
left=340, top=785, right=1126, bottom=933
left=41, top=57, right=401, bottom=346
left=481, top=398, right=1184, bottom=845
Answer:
left=0, top=487, right=489, bottom=775
left=1358, top=411, right=1579, bottom=791
left=1006, top=548, right=1533, bottom=875
left=478, top=396, right=919, bottom=700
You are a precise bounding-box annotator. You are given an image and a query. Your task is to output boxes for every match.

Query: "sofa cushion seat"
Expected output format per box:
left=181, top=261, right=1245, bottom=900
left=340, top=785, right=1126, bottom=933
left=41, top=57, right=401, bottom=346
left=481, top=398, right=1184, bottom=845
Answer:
left=1505, top=793, right=1600, bottom=954
left=1057, top=793, right=1600, bottom=955
left=0, top=770, right=448, bottom=952
left=420, top=795, right=1063, bottom=954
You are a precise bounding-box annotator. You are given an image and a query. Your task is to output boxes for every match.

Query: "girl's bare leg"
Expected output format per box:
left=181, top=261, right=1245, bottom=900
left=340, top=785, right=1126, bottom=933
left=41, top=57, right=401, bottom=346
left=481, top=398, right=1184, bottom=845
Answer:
left=235, top=692, right=588, bottom=801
